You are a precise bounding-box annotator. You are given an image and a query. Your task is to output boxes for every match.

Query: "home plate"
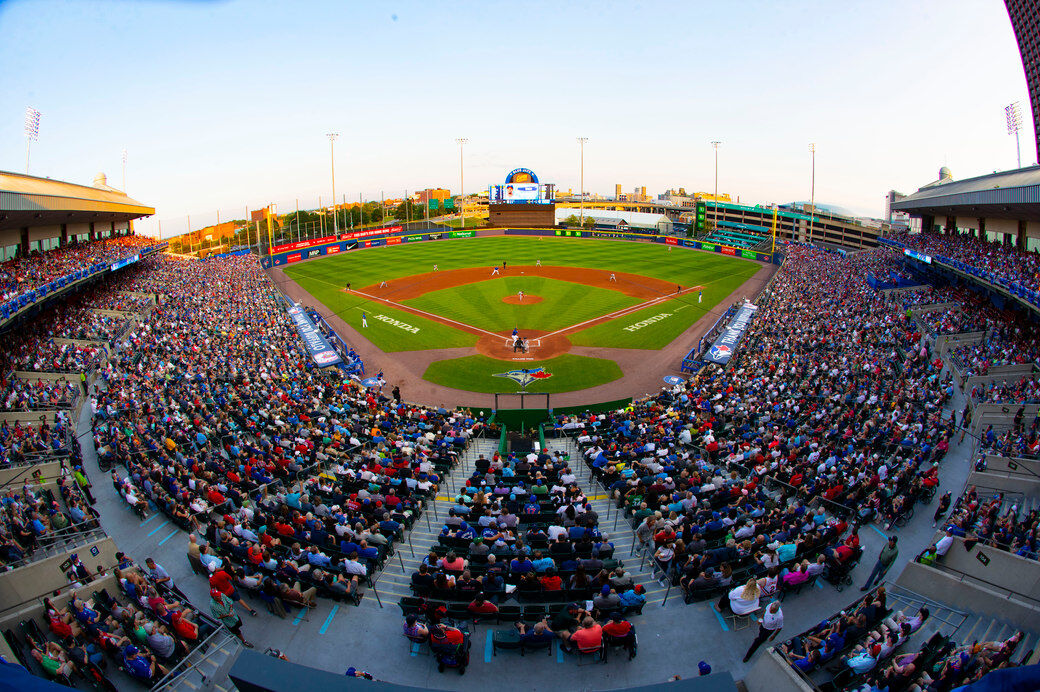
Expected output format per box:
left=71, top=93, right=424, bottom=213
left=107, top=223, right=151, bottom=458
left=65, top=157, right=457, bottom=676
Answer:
left=502, top=338, right=541, bottom=348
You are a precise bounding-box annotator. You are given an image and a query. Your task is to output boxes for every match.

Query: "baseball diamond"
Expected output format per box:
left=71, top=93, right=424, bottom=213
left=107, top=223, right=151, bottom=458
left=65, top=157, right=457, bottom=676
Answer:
left=275, top=233, right=774, bottom=405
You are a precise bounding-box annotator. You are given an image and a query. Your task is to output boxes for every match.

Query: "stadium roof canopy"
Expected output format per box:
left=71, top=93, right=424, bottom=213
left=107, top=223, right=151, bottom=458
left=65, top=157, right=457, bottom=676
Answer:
left=0, top=170, right=155, bottom=232
left=891, top=165, right=1040, bottom=221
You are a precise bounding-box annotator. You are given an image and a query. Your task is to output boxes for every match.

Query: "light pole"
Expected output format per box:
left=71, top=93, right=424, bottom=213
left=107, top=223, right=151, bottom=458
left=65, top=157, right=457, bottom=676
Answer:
left=808, top=143, right=816, bottom=244
left=24, top=107, right=40, bottom=175
left=327, top=133, right=339, bottom=234
left=577, top=137, right=588, bottom=227
left=121, top=149, right=127, bottom=191
left=710, top=141, right=721, bottom=233
left=455, top=138, right=468, bottom=227
left=1006, top=102, right=1023, bottom=169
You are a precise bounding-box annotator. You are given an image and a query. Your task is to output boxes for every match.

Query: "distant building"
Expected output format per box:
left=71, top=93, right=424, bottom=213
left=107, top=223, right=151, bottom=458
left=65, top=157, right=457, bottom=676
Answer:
left=1005, top=0, right=1040, bottom=161
left=614, top=183, right=623, bottom=200
left=417, top=188, right=451, bottom=204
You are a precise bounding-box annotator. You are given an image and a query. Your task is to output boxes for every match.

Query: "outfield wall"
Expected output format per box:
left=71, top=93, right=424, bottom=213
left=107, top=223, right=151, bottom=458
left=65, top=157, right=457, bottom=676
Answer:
left=259, top=226, right=783, bottom=269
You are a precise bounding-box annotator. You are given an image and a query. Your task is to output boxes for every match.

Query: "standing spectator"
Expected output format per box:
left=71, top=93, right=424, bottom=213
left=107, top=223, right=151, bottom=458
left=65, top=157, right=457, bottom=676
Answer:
left=861, top=536, right=899, bottom=592
left=73, top=466, right=95, bottom=505
left=743, top=601, right=783, bottom=662
left=209, top=589, right=253, bottom=647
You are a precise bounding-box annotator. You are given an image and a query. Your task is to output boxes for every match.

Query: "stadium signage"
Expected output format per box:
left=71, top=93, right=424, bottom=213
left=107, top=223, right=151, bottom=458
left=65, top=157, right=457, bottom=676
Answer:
left=271, top=235, right=337, bottom=254
left=701, top=243, right=716, bottom=251
left=110, top=254, right=140, bottom=271
left=451, top=230, right=476, bottom=238
left=623, top=313, right=672, bottom=332
left=903, top=248, right=932, bottom=264
left=342, top=227, right=402, bottom=241
left=740, top=249, right=757, bottom=259
left=386, top=237, right=402, bottom=245
left=704, top=302, right=758, bottom=365
left=665, top=237, right=678, bottom=246
left=286, top=304, right=343, bottom=368
left=721, top=246, right=736, bottom=256
left=372, top=314, right=420, bottom=333
left=326, top=245, right=340, bottom=254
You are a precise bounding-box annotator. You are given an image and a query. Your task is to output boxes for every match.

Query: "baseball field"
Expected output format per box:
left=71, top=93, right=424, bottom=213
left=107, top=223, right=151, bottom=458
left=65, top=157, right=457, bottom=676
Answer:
left=281, top=235, right=760, bottom=393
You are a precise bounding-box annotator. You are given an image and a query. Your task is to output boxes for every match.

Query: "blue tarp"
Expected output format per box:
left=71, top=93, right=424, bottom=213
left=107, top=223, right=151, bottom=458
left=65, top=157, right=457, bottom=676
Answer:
left=703, top=302, right=758, bottom=365
left=286, top=304, right=343, bottom=367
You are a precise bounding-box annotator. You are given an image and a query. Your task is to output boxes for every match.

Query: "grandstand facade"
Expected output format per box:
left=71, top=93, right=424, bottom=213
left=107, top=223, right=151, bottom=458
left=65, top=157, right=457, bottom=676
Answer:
left=890, top=166, right=1040, bottom=251
left=696, top=200, right=886, bottom=251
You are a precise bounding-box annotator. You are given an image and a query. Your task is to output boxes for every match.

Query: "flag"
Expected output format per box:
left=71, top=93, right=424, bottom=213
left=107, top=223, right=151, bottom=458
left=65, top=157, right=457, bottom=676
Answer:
left=24, top=107, right=41, bottom=141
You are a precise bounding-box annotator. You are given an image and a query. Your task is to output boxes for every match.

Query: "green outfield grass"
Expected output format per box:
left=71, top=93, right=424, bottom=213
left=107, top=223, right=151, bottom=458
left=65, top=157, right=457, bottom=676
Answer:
left=402, top=276, right=641, bottom=334
left=281, top=236, right=762, bottom=389
left=568, top=275, right=752, bottom=349
left=422, top=354, right=623, bottom=393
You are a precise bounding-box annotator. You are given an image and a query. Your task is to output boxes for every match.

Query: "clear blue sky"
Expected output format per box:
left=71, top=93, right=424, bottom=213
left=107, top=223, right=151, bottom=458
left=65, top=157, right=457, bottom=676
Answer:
left=0, top=0, right=1034, bottom=236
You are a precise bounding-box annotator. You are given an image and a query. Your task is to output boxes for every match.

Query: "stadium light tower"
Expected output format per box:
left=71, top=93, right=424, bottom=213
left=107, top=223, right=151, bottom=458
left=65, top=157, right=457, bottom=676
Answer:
left=121, top=149, right=127, bottom=191
left=710, top=141, right=721, bottom=231
left=456, top=138, right=468, bottom=228
left=808, top=143, right=817, bottom=244
left=24, top=107, right=40, bottom=175
left=577, top=137, right=588, bottom=226
left=327, top=133, right=339, bottom=234
left=1006, top=102, right=1023, bottom=169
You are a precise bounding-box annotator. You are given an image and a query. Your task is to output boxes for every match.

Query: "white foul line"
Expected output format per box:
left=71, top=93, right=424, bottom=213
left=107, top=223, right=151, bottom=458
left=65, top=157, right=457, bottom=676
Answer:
left=540, top=285, right=705, bottom=339
left=350, top=284, right=704, bottom=342
left=350, top=290, right=501, bottom=338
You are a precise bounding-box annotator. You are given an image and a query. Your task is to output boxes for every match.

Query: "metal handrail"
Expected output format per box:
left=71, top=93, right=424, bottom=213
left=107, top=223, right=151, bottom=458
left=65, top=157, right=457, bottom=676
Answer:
left=150, top=629, right=238, bottom=692
left=917, top=556, right=1040, bottom=607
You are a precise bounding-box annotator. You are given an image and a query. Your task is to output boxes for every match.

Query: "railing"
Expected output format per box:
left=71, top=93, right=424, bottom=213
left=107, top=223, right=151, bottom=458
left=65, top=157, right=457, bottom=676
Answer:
left=917, top=554, right=1040, bottom=607
left=150, top=629, right=238, bottom=692
left=3, top=526, right=109, bottom=571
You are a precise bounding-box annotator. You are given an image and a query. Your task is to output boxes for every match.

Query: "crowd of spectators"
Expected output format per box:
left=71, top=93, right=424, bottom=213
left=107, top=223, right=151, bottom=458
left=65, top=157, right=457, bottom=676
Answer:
left=0, top=236, right=158, bottom=304
left=0, top=376, right=79, bottom=411
left=936, top=487, right=1038, bottom=562
left=779, top=583, right=1027, bottom=690
left=0, top=470, right=99, bottom=570
left=890, top=231, right=1040, bottom=293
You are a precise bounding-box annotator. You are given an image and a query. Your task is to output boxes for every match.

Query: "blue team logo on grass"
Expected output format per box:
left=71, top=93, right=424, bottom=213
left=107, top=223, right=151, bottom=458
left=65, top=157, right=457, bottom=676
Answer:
left=493, top=367, right=553, bottom=388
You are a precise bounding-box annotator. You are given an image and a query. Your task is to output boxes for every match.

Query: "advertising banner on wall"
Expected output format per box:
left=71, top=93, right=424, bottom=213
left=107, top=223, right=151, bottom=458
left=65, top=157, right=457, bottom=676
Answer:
left=703, top=302, right=758, bottom=365
left=287, top=304, right=343, bottom=367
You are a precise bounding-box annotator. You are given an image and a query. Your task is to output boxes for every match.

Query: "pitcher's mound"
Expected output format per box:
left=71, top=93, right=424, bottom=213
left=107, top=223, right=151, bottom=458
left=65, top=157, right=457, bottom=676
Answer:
left=475, top=329, right=571, bottom=361
left=502, top=294, right=543, bottom=305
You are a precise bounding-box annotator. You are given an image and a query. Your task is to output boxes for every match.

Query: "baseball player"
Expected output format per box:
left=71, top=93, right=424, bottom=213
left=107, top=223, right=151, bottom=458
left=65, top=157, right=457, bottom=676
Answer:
left=345, top=282, right=351, bottom=291
left=503, top=260, right=507, bottom=270
left=517, top=290, right=524, bottom=302
left=362, top=312, right=368, bottom=327
left=536, top=259, right=541, bottom=266
left=698, top=290, right=702, bottom=303
left=380, top=280, right=388, bottom=288
left=433, top=264, right=438, bottom=271
left=609, top=273, right=616, bottom=282
left=491, top=266, right=500, bottom=276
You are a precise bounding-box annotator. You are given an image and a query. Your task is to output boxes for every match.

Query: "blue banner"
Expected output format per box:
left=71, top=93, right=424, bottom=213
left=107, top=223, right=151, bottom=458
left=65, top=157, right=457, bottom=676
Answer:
left=704, top=302, right=758, bottom=365
left=286, top=304, right=343, bottom=367
left=109, top=254, right=140, bottom=271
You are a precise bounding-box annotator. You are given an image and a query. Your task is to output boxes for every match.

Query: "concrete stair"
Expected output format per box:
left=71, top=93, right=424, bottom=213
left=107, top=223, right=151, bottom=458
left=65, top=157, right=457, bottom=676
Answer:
left=365, top=435, right=661, bottom=614
left=152, top=632, right=241, bottom=692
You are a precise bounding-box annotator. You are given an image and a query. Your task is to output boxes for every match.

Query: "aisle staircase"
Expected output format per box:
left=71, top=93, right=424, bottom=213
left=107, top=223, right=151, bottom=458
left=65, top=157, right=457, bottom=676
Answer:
left=361, top=434, right=663, bottom=614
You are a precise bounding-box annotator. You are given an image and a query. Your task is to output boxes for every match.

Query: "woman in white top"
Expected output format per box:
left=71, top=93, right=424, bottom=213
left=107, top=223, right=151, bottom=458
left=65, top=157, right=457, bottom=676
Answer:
left=720, top=578, right=760, bottom=615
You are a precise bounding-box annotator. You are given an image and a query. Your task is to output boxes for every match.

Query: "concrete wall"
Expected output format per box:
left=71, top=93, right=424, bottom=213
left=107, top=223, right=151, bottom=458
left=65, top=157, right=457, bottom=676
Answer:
left=897, top=561, right=1040, bottom=633
left=743, top=649, right=814, bottom=692
left=971, top=403, right=1040, bottom=434
left=0, top=571, right=123, bottom=628
left=966, top=469, right=1040, bottom=495
left=0, top=460, right=64, bottom=486
left=27, top=225, right=62, bottom=242
left=0, top=536, right=118, bottom=607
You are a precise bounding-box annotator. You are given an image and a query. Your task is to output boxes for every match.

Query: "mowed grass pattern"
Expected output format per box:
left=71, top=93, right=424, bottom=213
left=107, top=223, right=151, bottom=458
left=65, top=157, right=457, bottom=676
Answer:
left=422, top=354, right=623, bottom=393
left=282, top=236, right=760, bottom=353
left=403, top=276, right=641, bottom=333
